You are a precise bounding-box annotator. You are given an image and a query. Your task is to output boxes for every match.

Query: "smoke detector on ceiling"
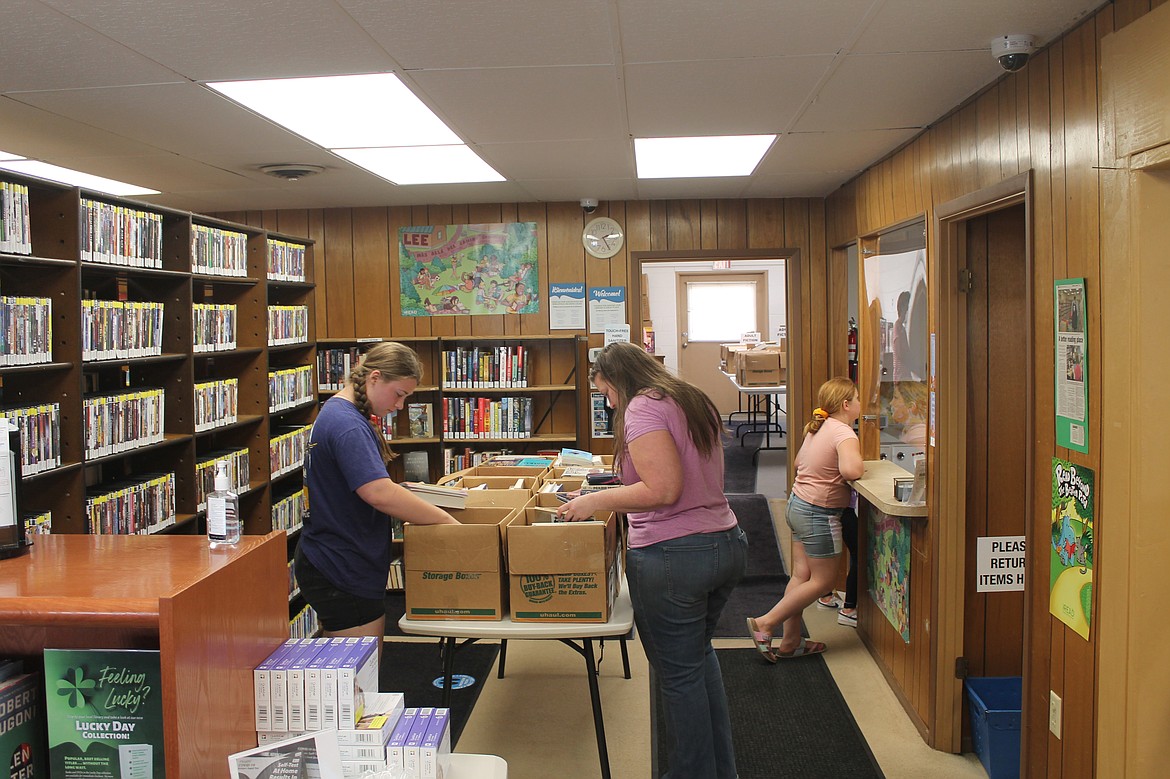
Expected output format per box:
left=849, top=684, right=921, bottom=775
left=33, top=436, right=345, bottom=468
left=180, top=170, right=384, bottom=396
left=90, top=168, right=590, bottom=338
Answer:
left=259, top=164, right=325, bottom=181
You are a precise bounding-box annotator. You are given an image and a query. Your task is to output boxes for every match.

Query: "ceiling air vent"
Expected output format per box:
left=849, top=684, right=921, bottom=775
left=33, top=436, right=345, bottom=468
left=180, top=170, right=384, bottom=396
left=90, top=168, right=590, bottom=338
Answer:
left=259, top=164, right=325, bottom=181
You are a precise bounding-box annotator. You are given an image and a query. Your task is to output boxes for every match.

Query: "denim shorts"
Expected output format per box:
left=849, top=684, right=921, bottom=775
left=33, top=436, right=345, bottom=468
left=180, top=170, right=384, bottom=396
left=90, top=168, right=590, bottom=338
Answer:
left=294, top=546, right=385, bottom=631
left=785, top=493, right=844, bottom=558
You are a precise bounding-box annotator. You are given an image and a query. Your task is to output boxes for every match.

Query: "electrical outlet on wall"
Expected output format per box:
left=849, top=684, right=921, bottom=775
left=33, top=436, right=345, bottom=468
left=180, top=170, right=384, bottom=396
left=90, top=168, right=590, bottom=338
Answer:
left=1049, top=691, right=1062, bottom=738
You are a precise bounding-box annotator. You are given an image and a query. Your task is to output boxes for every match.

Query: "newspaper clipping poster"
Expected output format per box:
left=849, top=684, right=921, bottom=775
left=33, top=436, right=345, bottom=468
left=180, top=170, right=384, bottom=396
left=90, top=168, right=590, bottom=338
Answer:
left=1054, top=278, right=1089, bottom=453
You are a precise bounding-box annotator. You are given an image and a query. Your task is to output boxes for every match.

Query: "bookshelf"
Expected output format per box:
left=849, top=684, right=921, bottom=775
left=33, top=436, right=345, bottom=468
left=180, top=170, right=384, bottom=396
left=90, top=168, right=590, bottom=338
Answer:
left=316, top=334, right=587, bottom=477
left=0, top=171, right=315, bottom=556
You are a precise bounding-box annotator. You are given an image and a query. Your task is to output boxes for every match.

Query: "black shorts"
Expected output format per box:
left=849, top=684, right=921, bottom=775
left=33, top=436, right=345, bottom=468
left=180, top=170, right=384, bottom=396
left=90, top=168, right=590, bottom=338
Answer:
left=293, top=545, right=385, bottom=632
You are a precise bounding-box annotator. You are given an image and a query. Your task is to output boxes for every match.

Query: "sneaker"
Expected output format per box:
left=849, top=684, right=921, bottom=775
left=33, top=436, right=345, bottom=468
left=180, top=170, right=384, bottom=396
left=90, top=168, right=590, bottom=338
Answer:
left=816, top=593, right=843, bottom=610
left=837, top=609, right=857, bottom=628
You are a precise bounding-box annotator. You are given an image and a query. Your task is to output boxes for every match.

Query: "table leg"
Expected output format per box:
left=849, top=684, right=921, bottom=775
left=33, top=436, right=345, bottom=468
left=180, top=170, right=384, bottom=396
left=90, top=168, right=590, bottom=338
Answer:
left=582, top=639, right=612, bottom=779
left=498, top=638, right=508, bottom=679
left=620, top=637, right=631, bottom=679
left=440, top=636, right=457, bottom=709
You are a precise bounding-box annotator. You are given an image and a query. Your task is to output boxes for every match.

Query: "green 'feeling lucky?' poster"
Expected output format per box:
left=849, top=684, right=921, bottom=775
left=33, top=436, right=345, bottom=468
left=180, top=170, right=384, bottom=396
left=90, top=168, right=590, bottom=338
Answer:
left=43, top=648, right=166, bottom=778
left=1049, top=459, right=1094, bottom=641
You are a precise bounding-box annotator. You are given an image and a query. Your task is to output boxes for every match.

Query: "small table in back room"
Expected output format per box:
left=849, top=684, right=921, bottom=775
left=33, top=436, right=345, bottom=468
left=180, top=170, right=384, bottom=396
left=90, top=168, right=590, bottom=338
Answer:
left=398, top=579, right=634, bottom=779
left=723, top=371, right=787, bottom=461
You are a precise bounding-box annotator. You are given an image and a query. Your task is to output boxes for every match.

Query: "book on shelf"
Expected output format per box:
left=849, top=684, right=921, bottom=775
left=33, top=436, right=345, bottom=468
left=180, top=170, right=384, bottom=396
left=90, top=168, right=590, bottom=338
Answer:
left=401, top=482, right=467, bottom=509
left=407, top=402, right=433, bottom=438
left=402, top=450, right=429, bottom=483
left=43, top=648, right=166, bottom=777
left=0, top=668, right=48, bottom=776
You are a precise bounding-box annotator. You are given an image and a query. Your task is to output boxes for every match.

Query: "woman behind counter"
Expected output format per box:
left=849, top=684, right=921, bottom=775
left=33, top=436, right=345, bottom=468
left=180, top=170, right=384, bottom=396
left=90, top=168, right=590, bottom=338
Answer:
left=295, top=343, right=459, bottom=660
left=556, top=342, right=747, bottom=779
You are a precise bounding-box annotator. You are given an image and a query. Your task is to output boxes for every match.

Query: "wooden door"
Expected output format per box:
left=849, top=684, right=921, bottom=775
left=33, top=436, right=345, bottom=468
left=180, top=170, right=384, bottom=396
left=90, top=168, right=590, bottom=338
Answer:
left=676, top=272, right=768, bottom=417
left=962, top=204, right=1028, bottom=680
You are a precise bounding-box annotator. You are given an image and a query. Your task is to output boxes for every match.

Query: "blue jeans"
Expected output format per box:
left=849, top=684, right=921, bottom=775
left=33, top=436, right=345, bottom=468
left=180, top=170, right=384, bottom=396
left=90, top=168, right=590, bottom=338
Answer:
left=628, top=526, right=748, bottom=779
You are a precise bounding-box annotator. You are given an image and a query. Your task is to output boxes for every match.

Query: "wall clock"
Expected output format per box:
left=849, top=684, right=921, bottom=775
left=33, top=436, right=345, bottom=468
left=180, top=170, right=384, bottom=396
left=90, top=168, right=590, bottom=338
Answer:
left=582, top=217, right=625, bottom=259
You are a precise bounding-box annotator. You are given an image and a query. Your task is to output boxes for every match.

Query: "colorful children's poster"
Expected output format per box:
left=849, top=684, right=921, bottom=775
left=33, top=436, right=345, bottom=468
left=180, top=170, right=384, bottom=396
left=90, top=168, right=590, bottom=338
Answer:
left=399, top=223, right=539, bottom=316
left=1050, top=458, right=1094, bottom=640
left=549, top=282, right=586, bottom=330
left=43, top=648, right=166, bottom=778
left=1054, top=279, right=1089, bottom=453
left=867, top=510, right=910, bottom=642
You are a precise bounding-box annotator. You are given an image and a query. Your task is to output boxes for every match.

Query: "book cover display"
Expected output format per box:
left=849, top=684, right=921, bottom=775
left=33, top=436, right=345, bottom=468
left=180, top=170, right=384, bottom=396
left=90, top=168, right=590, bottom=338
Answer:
left=0, top=670, right=49, bottom=778
left=408, top=403, right=433, bottom=438
left=43, top=649, right=166, bottom=778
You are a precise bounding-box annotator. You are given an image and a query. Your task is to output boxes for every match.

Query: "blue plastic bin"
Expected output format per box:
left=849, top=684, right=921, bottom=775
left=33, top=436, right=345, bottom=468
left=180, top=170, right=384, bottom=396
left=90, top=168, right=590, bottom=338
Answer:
left=965, top=676, right=1022, bottom=779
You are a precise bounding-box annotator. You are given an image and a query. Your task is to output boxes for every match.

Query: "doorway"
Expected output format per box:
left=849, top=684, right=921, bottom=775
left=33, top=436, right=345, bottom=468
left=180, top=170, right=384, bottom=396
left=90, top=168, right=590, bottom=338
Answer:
left=961, top=204, right=1028, bottom=737
left=676, top=271, right=768, bottom=416
left=934, top=172, right=1033, bottom=752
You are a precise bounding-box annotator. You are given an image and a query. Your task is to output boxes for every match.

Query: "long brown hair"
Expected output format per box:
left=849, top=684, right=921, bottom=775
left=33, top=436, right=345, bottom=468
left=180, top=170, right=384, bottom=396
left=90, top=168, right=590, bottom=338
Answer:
left=589, top=342, right=721, bottom=473
left=804, top=377, right=857, bottom=436
left=348, top=342, right=424, bottom=465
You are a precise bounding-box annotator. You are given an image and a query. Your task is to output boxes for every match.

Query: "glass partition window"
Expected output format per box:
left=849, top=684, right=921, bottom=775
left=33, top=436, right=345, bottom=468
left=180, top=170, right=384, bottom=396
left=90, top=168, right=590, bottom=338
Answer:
left=864, top=220, right=928, bottom=471
left=686, top=281, right=757, bottom=341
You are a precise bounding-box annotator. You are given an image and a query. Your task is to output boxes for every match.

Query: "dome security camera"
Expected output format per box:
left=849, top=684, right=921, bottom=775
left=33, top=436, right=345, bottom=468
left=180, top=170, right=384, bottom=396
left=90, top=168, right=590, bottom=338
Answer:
left=991, top=35, right=1036, bottom=72
left=580, top=198, right=599, bottom=214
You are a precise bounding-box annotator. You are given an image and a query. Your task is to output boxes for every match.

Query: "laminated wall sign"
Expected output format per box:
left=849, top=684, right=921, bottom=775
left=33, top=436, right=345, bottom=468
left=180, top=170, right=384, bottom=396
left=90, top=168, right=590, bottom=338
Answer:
left=1054, top=279, right=1089, bottom=453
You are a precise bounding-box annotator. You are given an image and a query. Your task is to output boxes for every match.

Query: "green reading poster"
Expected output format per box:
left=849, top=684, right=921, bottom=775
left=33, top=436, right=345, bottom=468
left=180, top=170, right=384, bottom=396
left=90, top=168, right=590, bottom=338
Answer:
left=1054, top=278, right=1089, bottom=453
left=1049, top=458, right=1094, bottom=640
left=43, top=649, right=166, bottom=778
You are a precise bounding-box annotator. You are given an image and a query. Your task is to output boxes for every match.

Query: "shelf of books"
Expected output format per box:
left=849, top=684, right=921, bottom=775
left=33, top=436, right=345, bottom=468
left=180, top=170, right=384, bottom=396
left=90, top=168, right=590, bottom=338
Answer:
left=316, top=334, right=586, bottom=476
left=0, top=170, right=316, bottom=545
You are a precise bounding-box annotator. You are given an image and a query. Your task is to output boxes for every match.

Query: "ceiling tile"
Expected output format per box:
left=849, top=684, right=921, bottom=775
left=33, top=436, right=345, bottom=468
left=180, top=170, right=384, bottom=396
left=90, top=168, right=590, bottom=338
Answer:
left=759, top=129, right=919, bottom=174
left=338, top=0, right=616, bottom=69
left=741, top=171, right=858, bottom=199
left=409, top=66, right=626, bottom=143
left=625, top=56, right=835, bottom=137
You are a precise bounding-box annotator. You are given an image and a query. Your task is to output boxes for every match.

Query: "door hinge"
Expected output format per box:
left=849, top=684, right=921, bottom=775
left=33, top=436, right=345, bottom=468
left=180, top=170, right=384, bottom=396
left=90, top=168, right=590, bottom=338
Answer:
left=958, top=268, right=974, bottom=293
left=955, top=656, right=969, bottom=679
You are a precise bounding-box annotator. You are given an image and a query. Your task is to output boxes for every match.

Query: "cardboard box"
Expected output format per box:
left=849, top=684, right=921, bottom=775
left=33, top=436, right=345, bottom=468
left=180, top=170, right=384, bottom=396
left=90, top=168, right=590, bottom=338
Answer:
left=720, top=343, right=751, bottom=369
left=506, top=504, right=622, bottom=622
left=464, top=487, right=532, bottom=510
left=438, top=464, right=549, bottom=486
left=404, top=506, right=515, bottom=620
left=458, top=475, right=536, bottom=491
left=735, top=350, right=784, bottom=386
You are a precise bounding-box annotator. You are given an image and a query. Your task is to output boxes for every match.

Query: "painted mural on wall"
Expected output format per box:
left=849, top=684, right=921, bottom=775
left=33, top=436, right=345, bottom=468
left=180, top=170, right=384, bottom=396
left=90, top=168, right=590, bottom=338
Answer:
left=1050, top=458, right=1094, bottom=640
left=867, top=510, right=910, bottom=642
left=399, top=223, right=539, bottom=316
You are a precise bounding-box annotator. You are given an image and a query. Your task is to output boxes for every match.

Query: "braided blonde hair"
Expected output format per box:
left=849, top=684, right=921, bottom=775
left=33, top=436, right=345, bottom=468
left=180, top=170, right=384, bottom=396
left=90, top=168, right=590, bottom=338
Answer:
left=348, top=342, right=424, bottom=465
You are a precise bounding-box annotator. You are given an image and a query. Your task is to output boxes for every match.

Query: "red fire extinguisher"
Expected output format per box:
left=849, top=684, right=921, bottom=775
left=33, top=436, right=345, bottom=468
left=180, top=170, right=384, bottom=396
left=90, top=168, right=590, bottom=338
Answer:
left=847, top=317, right=858, bottom=382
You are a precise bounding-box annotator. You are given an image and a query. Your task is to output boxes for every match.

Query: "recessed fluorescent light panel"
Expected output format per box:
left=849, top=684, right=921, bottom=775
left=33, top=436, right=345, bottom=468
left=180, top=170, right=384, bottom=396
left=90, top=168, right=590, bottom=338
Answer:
left=634, top=135, right=776, bottom=179
left=0, top=155, right=159, bottom=197
left=207, top=73, right=502, bottom=185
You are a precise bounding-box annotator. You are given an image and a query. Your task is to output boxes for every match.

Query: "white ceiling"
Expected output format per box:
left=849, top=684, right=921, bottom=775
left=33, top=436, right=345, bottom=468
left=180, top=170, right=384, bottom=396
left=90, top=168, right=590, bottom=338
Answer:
left=0, top=0, right=1103, bottom=213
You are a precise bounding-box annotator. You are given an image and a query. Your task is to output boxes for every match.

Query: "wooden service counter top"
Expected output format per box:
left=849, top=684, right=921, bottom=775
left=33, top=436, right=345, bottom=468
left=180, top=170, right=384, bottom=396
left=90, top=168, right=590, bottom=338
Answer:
left=0, top=533, right=288, bottom=778
left=848, top=459, right=927, bottom=517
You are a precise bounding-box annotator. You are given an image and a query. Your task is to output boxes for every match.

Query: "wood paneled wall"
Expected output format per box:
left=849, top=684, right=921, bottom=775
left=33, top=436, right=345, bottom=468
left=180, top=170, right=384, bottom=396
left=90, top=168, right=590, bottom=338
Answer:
left=218, top=198, right=830, bottom=439
left=827, top=1, right=1167, bottom=776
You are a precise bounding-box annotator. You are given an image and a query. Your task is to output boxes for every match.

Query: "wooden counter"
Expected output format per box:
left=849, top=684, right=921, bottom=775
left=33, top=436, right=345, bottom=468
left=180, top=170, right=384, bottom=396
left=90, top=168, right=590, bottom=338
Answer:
left=0, top=532, right=288, bottom=777
left=848, top=459, right=932, bottom=741
left=849, top=458, right=927, bottom=517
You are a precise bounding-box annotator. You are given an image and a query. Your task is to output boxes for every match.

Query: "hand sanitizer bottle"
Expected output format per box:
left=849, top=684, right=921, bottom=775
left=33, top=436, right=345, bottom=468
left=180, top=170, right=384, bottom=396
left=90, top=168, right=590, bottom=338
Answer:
left=207, top=461, right=240, bottom=547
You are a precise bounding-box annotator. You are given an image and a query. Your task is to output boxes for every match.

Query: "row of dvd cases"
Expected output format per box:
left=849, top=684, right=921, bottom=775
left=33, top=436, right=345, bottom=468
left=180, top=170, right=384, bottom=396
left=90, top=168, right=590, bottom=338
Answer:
left=0, top=170, right=316, bottom=538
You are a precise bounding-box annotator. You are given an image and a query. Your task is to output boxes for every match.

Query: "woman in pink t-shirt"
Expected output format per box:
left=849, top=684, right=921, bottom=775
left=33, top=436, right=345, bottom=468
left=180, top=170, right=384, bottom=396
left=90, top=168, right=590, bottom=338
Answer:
left=747, top=377, right=863, bottom=661
left=557, top=342, right=746, bottom=779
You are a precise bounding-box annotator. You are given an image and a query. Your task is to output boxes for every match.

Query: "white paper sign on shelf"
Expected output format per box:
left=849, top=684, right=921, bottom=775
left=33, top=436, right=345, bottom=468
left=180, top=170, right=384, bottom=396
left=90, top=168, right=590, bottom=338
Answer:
left=741, top=331, right=762, bottom=344
left=976, top=536, right=1026, bottom=592
left=604, top=324, right=631, bottom=345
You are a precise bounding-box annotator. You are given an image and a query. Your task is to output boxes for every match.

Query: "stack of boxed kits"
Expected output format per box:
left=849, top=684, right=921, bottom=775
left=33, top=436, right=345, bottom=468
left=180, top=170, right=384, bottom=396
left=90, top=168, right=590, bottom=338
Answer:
left=252, top=636, right=451, bottom=777
left=405, top=451, right=623, bottom=623
left=721, top=339, right=787, bottom=387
